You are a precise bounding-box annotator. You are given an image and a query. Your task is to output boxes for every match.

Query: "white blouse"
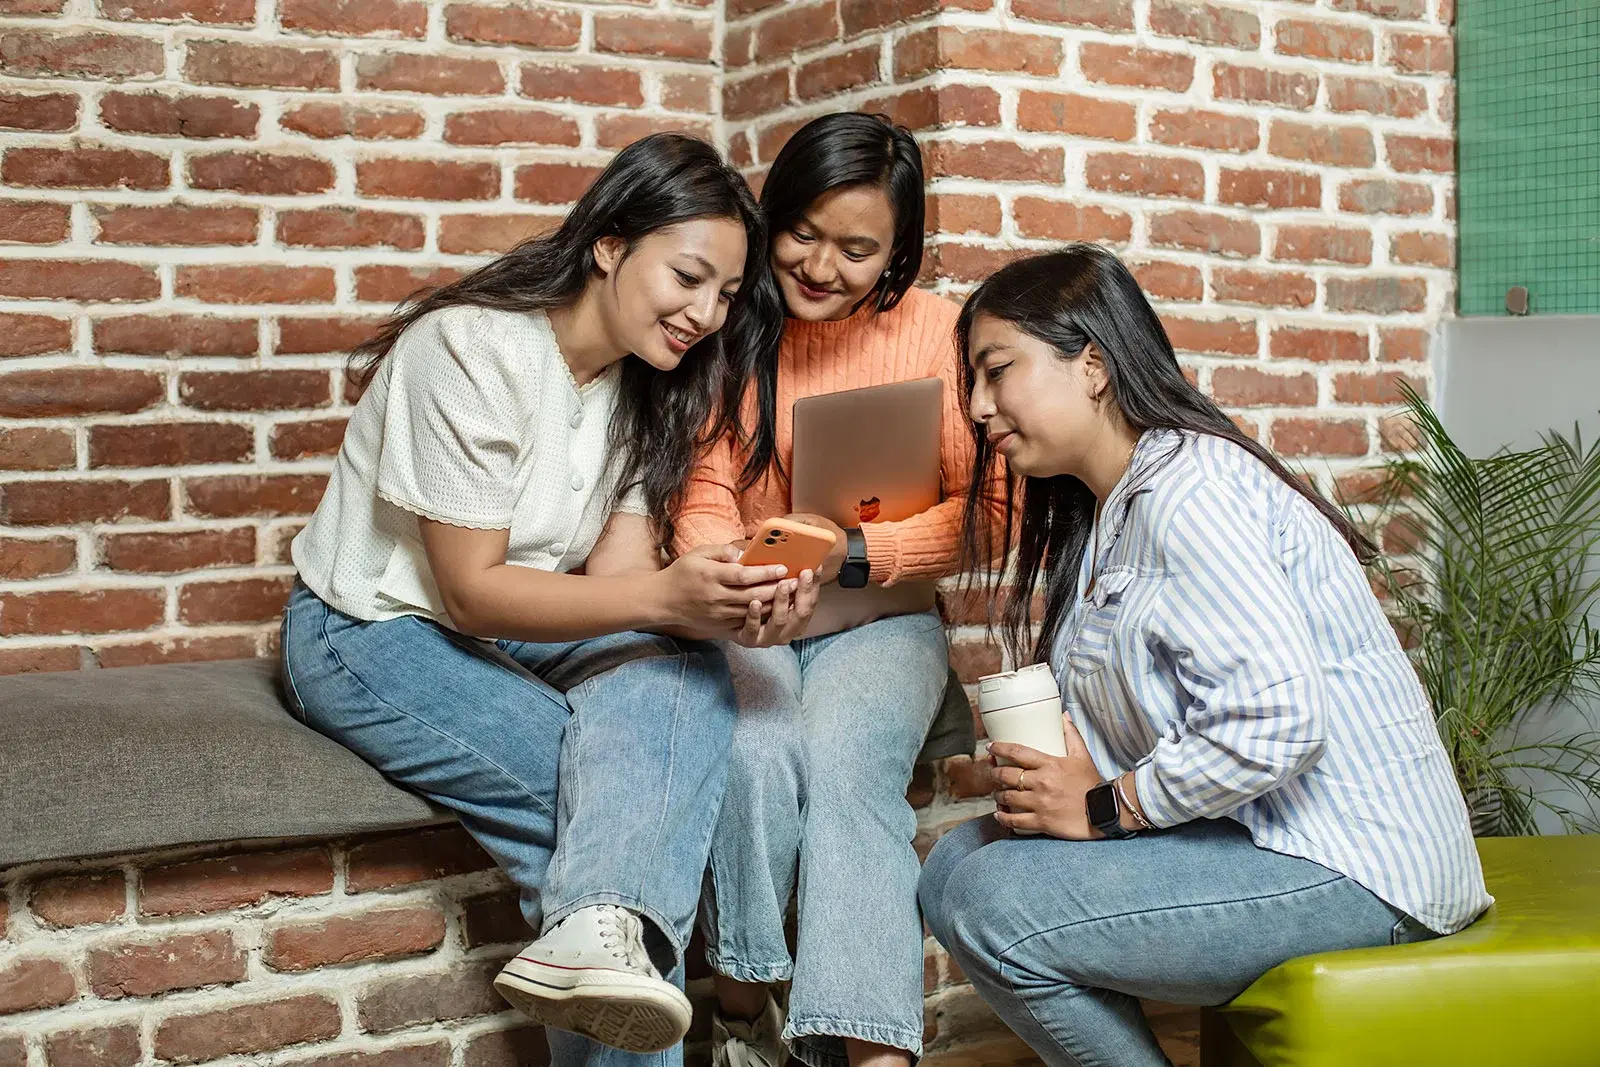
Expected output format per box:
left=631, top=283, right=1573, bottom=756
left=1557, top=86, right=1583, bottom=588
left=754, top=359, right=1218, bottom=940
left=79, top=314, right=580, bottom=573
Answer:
left=293, top=305, right=647, bottom=626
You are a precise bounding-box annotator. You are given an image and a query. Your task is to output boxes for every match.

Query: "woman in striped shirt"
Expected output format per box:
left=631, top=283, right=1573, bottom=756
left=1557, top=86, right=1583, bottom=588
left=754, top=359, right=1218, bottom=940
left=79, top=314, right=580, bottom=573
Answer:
left=918, top=245, right=1490, bottom=1067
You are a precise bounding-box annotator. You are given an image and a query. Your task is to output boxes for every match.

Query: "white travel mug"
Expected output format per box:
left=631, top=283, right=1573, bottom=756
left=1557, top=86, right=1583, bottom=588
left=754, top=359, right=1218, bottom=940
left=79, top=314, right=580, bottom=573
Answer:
left=977, top=662, right=1069, bottom=759
left=978, top=663, right=1068, bottom=835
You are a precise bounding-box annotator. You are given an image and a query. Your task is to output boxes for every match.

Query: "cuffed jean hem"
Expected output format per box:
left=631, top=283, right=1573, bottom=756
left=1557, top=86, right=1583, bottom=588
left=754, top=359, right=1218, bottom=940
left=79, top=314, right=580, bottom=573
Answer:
left=787, top=1016, right=923, bottom=1067
left=544, top=891, right=686, bottom=970
left=704, top=955, right=793, bottom=985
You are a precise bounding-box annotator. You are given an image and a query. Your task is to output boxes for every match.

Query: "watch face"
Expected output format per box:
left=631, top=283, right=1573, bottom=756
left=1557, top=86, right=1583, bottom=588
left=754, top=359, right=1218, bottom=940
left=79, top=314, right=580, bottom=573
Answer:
left=1085, top=782, right=1120, bottom=828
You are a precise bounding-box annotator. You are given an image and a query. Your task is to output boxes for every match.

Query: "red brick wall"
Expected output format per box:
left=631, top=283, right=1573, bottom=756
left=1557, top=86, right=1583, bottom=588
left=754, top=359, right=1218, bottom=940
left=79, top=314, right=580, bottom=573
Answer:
left=722, top=0, right=1453, bottom=508
left=0, top=827, right=555, bottom=1065
left=0, top=0, right=1453, bottom=676
left=0, top=0, right=717, bottom=673
left=718, top=0, right=1454, bottom=684
left=0, top=822, right=1192, bottom=1067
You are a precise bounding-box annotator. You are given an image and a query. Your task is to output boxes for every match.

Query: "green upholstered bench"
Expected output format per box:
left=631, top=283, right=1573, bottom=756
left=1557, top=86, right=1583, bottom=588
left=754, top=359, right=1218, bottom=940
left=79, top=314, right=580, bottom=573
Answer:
left=1201, top=834, right=1600, bottom=1067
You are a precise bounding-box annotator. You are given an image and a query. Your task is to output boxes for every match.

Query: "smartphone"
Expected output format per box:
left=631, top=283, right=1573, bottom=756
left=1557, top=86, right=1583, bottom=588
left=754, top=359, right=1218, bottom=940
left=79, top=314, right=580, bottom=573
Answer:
left=738, top=517, right=836, bottom=576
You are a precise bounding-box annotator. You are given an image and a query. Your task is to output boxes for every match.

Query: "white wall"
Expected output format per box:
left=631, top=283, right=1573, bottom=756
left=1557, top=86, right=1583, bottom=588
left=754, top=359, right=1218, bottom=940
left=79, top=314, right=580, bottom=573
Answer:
left=1439, top=316, right=1600, bottom=832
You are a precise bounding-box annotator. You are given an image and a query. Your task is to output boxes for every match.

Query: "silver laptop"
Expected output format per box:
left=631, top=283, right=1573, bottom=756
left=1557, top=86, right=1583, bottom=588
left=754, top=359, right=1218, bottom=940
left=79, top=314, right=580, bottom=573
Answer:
left=791, top=377, right=943, bottom=527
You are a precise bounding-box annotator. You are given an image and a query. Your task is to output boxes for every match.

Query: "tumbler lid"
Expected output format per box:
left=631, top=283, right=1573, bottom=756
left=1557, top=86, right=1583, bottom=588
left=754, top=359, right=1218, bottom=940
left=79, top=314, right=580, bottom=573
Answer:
left=976, top=662, right=1058, bottom=713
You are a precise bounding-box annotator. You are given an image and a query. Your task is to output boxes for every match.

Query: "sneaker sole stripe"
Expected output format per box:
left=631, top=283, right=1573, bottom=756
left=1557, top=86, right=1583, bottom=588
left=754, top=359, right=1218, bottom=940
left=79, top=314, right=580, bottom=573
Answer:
left=510, top=958, right=638, bottom=972
left=493, top=965, right=691, bottom=1054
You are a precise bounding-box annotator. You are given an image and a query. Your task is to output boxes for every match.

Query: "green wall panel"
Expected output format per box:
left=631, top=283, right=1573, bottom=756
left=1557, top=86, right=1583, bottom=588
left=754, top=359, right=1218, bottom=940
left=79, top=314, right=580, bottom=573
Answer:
left=1457, top=1, right=1600, bottom=315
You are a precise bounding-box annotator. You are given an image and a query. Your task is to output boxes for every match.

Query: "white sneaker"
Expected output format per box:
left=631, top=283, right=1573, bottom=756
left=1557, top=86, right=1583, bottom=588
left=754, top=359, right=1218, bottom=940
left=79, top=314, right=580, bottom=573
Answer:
left=711, top=993, right=788, bottom=1067
left=494, top=904, right=692, bottom=1053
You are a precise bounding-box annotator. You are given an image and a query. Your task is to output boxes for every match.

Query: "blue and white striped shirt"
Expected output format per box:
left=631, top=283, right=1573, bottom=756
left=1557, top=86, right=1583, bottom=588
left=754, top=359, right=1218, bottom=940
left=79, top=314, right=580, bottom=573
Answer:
left=1052, top=429, right=1491, bottom=934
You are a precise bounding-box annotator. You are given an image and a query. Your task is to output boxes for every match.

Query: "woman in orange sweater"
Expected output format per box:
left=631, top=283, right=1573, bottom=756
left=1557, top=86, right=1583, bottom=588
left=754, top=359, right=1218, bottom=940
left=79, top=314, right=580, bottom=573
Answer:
left=674, top=113, right=1005, bottom=1067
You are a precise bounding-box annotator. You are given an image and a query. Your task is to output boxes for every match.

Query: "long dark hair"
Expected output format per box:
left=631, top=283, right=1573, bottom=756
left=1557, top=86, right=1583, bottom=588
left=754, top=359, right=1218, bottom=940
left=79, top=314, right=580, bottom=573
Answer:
left=737, top=111, right=926, bottom=489
left=348, top=133, right=781, bottom=551
left=958, top=244, right=1377, bottom=665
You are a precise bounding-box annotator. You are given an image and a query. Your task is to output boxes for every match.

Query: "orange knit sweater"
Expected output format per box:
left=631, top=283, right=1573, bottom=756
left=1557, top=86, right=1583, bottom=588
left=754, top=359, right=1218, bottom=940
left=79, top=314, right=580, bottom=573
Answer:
left=675, top=286, right=1005, bottom=586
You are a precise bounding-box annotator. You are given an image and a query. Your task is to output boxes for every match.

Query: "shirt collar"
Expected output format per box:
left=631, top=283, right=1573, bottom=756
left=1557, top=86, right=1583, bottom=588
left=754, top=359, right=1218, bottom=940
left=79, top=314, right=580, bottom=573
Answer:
left=1101, top=428, right=1178, bottom=530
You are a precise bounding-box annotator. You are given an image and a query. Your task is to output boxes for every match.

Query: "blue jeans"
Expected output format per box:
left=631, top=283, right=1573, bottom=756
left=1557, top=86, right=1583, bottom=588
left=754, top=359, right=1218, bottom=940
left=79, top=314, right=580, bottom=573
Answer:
left=919, top=817, right=1436, bottom=1067
left=702, top=611, right=949, bottom=1067
left=279, top=581, right=738, bottom=1067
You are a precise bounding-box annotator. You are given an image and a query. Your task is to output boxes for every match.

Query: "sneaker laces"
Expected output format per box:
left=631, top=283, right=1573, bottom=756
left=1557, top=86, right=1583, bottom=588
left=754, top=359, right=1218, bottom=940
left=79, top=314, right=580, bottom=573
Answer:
left=720, top=1030, right=755, bottom=1067
left=714, top=1008, right=782, bottom=1067
left=596, top=906, right=655, bottom=974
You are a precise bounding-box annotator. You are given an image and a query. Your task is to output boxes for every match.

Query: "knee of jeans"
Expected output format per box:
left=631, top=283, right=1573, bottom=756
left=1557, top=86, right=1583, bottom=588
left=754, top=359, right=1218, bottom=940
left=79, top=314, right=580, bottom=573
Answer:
left=803, top=744, right=917, bottom=820
left=725, top=712, right=804, bottom=811
left=921, top=817, right=991, bottom=907
left=926, top=848, right=1013, bottom=970
left=920, top=823, right=982, bottom=947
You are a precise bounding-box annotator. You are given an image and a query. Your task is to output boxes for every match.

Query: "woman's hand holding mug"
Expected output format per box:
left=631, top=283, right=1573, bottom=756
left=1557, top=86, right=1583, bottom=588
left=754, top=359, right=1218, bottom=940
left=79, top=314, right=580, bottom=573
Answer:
left=988, top=715, right=1106, bottom=840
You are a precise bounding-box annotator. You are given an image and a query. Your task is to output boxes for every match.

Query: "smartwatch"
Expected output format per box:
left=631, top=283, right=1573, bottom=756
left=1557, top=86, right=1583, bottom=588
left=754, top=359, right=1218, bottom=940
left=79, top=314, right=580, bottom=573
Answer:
left=838, top=527, right=870, bottom=589
left=1085, top=780, right=1137, bottom=840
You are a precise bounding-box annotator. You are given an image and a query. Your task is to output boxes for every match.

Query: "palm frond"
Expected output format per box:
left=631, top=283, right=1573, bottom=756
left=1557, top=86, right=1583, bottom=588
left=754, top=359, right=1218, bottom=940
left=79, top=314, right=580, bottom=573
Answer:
left=1351, top=387, right=1600, bottom=835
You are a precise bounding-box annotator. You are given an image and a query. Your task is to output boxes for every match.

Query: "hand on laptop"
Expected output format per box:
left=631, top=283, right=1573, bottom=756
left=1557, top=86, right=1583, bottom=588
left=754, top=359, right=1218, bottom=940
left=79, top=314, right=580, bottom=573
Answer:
left=784, top=513, right=848, bottom=583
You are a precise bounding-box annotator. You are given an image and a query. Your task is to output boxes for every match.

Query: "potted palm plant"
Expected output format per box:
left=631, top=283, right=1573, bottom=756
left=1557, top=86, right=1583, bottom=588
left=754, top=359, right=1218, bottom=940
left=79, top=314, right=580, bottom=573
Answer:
left=1357, top=387, right=1600, bottom=835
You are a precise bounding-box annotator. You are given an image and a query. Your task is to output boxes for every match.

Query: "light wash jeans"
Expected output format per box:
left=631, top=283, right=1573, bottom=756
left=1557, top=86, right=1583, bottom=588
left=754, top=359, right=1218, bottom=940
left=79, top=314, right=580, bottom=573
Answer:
left=919, top=816, right=1438, bottom=1067
left=702, top=610, right=949, bottom=1067
left=279, top=581, right=739, bottom=1067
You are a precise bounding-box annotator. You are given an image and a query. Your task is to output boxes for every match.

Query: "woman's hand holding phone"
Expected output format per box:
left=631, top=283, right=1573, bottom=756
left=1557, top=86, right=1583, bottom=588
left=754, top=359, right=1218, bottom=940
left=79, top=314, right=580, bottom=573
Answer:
left=733, top=567, right=818, bottom=648
left=652, top=544, right=787, bottom=639
left=726, top=517, right=833, bottom=646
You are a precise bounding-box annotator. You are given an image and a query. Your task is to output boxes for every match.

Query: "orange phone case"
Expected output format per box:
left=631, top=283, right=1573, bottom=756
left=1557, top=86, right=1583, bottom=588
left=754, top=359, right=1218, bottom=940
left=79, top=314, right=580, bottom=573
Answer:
left=738, top=518, right=837, bottom=576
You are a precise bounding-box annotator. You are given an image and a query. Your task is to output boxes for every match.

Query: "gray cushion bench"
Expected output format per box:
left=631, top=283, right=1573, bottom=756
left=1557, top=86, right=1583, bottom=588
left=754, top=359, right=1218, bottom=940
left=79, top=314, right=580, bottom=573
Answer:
left=0, top=658, right=974, bottom=869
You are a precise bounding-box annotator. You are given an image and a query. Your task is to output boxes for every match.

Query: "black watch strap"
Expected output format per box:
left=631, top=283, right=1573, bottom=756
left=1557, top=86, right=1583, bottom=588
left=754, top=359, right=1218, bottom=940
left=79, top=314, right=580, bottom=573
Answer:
left=1086, top=780, right=1136, bottom=840
left=839, top=527, right=870, bottom=588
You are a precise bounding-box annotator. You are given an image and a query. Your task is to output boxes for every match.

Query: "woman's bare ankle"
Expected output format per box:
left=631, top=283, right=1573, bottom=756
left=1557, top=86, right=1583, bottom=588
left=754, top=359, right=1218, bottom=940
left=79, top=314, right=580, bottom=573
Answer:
left=714, top=974, right=770, bottom=1021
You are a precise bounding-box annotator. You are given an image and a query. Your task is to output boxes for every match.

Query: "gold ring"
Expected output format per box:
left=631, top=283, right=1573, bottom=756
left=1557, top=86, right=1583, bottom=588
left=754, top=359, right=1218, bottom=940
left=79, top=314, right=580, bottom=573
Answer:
left=1017, top=770, right=1027, bottom=790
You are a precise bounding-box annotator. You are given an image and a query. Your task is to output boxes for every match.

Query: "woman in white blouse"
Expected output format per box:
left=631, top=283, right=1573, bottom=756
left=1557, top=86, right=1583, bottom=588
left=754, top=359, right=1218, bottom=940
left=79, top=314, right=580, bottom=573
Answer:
left=918, top=245, right=1489, bottom=1067
left=279, top=135, right=811, bottom=1066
